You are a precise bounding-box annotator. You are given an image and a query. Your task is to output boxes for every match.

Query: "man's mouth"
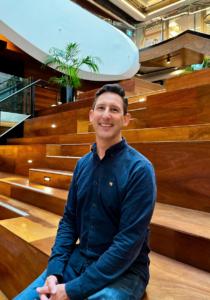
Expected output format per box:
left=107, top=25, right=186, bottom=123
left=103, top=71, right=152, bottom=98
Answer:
left=99, top=123, right=113, bottom=127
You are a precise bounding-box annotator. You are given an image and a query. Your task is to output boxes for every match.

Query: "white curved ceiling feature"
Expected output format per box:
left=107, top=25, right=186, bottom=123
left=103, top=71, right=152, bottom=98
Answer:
left=0, top=0, right=140, bottom=81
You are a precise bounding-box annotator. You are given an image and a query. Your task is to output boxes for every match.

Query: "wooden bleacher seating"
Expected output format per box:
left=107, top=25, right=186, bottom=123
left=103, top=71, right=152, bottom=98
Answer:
left=0, top=73, right=210, bottom=299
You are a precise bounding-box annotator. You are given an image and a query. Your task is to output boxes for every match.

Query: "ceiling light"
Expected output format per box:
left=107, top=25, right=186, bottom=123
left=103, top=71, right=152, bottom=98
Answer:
left=148, top=0, right=186, bottom=15
left=121, top=0, right=145, bottom=18
left=163, top=12, right=188, bottom=21
left=28, top=160, right=33, bottom=163
left=175, top=67, right=178, bottom=69
left=44, top=176, right=51, bottom=181
left=167, top=57, right=170, bottom=64
left=169, top=21, right=177, bottom=27
left=139, top=98, right=146, bottom=102
left=170, top=31, right=178, bottom=37
left=51, top=104, right=56, bottom=107
left=51, top=124, right=56, bottom=128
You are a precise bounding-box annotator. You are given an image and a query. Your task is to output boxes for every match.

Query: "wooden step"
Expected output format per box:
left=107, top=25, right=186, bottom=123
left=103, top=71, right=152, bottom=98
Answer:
left=130, top=141, right=210, bottom=213
left=128, top=101, right=147, bottom=110
left=127, top=89, right=165, bottom=104
left=7, top=123, right=210, bottom=145
left=46, top=156, right=80, bottom=172
left=144, top=252, right=210, bottom=300
left=88, top=119, right=146, bottom=132
left=0, top=173, right=68, bottom=215
left=35, top=97, right=94, bottom=118
left=61, top=144, right=91, bottom=156
left=24, top=110, right=77, bottom=138
left=166, top=68, right=210, bottom=92
left=150, top=203, right=210, bottom=272
left=46, top=144, right=91, bottom=156
left=29, top=168, right=73, bottom=190
left=0, top=194, right=61, bottom=298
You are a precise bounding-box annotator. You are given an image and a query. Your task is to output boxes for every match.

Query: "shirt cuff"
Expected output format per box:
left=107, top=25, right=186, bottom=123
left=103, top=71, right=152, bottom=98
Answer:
left=65, top=277, right=84, bottom=300
left=46, top=260, right=65, bottom=278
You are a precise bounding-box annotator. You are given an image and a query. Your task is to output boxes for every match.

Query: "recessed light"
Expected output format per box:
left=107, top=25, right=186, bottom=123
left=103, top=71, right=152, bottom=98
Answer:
left=44, top=176, right=51, bottom=181
left=175, top=67, right=178, bottom=69
left=167, top=58, right=171, bottom=64
left=51, top=104, right=56, bottom=107
left=51, top=124, right=56, bottom=128
left=139, top=98, right=146, bottom=102
left=28, top=160, right=33, bottom=163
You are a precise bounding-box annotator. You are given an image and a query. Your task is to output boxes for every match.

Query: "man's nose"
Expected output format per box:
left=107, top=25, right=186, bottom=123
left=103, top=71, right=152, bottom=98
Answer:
left=102, top=108, right=111, bottom=119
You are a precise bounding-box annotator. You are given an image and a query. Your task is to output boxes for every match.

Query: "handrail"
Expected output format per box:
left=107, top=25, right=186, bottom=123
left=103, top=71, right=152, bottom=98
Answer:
left=0, top=78, right=60, bottom=118
left=0, top=79, right=49, bottom=103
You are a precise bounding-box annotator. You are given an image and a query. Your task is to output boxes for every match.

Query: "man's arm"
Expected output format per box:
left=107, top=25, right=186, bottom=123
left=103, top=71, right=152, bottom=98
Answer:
left=46, top=162, right=79, bottom=279
left=65, top=163, right=156, bottom=300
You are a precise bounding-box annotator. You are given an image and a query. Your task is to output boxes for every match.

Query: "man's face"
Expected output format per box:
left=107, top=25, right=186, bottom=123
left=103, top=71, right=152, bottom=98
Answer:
left=89, top=92, right=130, bottom=142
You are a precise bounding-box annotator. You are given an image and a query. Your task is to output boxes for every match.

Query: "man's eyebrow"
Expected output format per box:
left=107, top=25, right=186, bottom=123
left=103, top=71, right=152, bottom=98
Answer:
left=96, top=103, right=122, bottom=109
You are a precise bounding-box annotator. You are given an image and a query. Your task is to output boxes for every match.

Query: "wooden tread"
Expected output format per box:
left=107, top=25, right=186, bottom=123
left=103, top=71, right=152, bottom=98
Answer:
left=150, top=203, right=210, bottom=272
left=46, top=156, right=80, bottom=172
left=144, top=251, right=210, bottom=300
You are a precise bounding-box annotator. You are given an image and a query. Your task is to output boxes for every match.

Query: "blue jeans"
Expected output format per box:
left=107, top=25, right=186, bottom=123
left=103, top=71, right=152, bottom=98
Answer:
left=13, top=269, right=148, bottom=300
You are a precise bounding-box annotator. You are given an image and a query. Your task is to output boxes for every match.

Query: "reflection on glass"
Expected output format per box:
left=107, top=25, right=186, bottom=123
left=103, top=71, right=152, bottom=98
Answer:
left=0, top=77, right=31, bottom=136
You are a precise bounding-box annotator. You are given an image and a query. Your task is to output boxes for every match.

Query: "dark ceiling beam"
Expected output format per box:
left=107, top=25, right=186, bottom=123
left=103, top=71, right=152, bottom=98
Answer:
left=70, top=0, right=119, bottom=21
left=70, top=0, right=139, bottom=24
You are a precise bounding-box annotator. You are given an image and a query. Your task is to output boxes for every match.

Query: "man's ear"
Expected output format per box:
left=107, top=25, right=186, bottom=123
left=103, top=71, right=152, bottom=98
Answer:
left=123, top=113, right=131, bottom=127
left=89, top=110, right=94, bottom=123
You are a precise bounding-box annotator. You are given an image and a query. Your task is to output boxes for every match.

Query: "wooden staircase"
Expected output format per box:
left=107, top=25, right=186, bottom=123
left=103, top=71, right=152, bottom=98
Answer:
left=1, top=71, right=210, bottom=299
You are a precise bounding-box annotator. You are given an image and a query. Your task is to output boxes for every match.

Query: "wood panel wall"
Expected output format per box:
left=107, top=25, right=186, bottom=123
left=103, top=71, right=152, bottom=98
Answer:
left=166, top=68, right=210, bottom=92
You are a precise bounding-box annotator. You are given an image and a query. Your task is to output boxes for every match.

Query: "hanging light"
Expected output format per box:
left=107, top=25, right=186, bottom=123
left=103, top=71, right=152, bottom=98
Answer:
left=167, top=57, right=171, bottom=64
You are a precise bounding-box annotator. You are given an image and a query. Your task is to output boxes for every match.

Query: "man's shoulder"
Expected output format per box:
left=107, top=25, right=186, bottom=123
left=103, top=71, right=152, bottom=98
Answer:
left=76, top=152, right=93, bottom=169
left=125, top=144, right=153, bottom=167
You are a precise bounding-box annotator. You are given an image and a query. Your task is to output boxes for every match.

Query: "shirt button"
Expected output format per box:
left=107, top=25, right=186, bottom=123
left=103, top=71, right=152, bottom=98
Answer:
left=93, top=204, right=96, bottom=207
left=95, top=182, right=98, bottom=186
left=111, top=154, right=113, bottom=157
left=89, top=247, right=91, bottom=251
left=91, top=226, right=94, bottom=229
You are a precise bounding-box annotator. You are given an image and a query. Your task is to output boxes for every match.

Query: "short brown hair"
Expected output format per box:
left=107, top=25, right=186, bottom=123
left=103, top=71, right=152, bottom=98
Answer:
left=93, top=84, right=128, bottom=115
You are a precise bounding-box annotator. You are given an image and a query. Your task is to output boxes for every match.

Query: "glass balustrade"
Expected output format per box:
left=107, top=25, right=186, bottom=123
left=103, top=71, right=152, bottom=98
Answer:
left=0, top=79, right=32, bottom=136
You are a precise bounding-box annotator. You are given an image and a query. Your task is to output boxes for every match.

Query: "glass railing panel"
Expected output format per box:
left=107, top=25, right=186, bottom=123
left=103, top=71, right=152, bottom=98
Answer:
left=0, top=77, right=30, bottom=102
left=0, top=84, right=31, bottom=135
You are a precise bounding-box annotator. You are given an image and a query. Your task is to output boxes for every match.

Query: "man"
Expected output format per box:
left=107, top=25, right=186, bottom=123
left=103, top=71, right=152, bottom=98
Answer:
left=14, top=84, right=156, bottom=300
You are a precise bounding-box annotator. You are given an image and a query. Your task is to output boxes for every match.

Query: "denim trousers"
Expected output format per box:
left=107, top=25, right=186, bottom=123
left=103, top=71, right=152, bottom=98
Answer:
left=13, top=265, right=148, bottom=300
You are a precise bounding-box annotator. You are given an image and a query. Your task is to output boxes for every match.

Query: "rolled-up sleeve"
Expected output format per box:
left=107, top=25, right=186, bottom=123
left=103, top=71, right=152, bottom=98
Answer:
left=46, top=163, right=79, bottom=279
left=65, top=163, right=156, bottom=300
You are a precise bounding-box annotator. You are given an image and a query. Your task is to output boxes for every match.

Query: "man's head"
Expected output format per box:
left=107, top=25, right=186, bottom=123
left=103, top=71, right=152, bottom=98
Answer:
left=93, top=84, right=128, bottom=115
left=89, top=84, right=130, bottom=143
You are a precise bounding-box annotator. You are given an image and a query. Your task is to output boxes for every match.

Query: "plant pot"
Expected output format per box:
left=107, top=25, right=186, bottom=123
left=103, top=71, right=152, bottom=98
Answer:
left=61, top=87, right=75, bottom=103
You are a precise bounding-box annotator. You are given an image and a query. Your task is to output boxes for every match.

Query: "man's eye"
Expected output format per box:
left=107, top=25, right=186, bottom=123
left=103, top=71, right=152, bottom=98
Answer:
left=112, top=108, right=118, bottom=112
left=97, top=107, right=104, bottom=110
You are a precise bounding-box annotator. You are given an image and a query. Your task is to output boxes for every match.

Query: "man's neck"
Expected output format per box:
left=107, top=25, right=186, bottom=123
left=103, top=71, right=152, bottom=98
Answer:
left=96, top=135, right=122, bottom=160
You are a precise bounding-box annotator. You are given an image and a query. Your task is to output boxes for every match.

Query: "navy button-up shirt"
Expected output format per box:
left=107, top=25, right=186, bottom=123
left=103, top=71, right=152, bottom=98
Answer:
left=47, top=137, right=156, bottom=300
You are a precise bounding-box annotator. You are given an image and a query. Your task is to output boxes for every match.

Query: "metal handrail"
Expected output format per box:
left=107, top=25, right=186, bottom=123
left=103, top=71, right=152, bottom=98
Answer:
left=0, top=78, right=60, bottom=117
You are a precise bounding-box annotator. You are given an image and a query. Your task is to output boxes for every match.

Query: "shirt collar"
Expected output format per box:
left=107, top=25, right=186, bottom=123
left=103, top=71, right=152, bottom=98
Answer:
left=91, top=136, right=127, bottom=157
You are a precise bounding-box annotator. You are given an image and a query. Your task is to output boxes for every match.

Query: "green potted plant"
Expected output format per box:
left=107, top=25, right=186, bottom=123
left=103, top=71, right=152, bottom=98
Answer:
left=42, top=43, right=102, bottom=103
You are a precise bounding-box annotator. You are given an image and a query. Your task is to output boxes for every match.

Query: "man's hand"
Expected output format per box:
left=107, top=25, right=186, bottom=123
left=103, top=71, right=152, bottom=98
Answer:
left=50, top=284, right=69, bottom=300
left=36, top=275, right=58, bottom=300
